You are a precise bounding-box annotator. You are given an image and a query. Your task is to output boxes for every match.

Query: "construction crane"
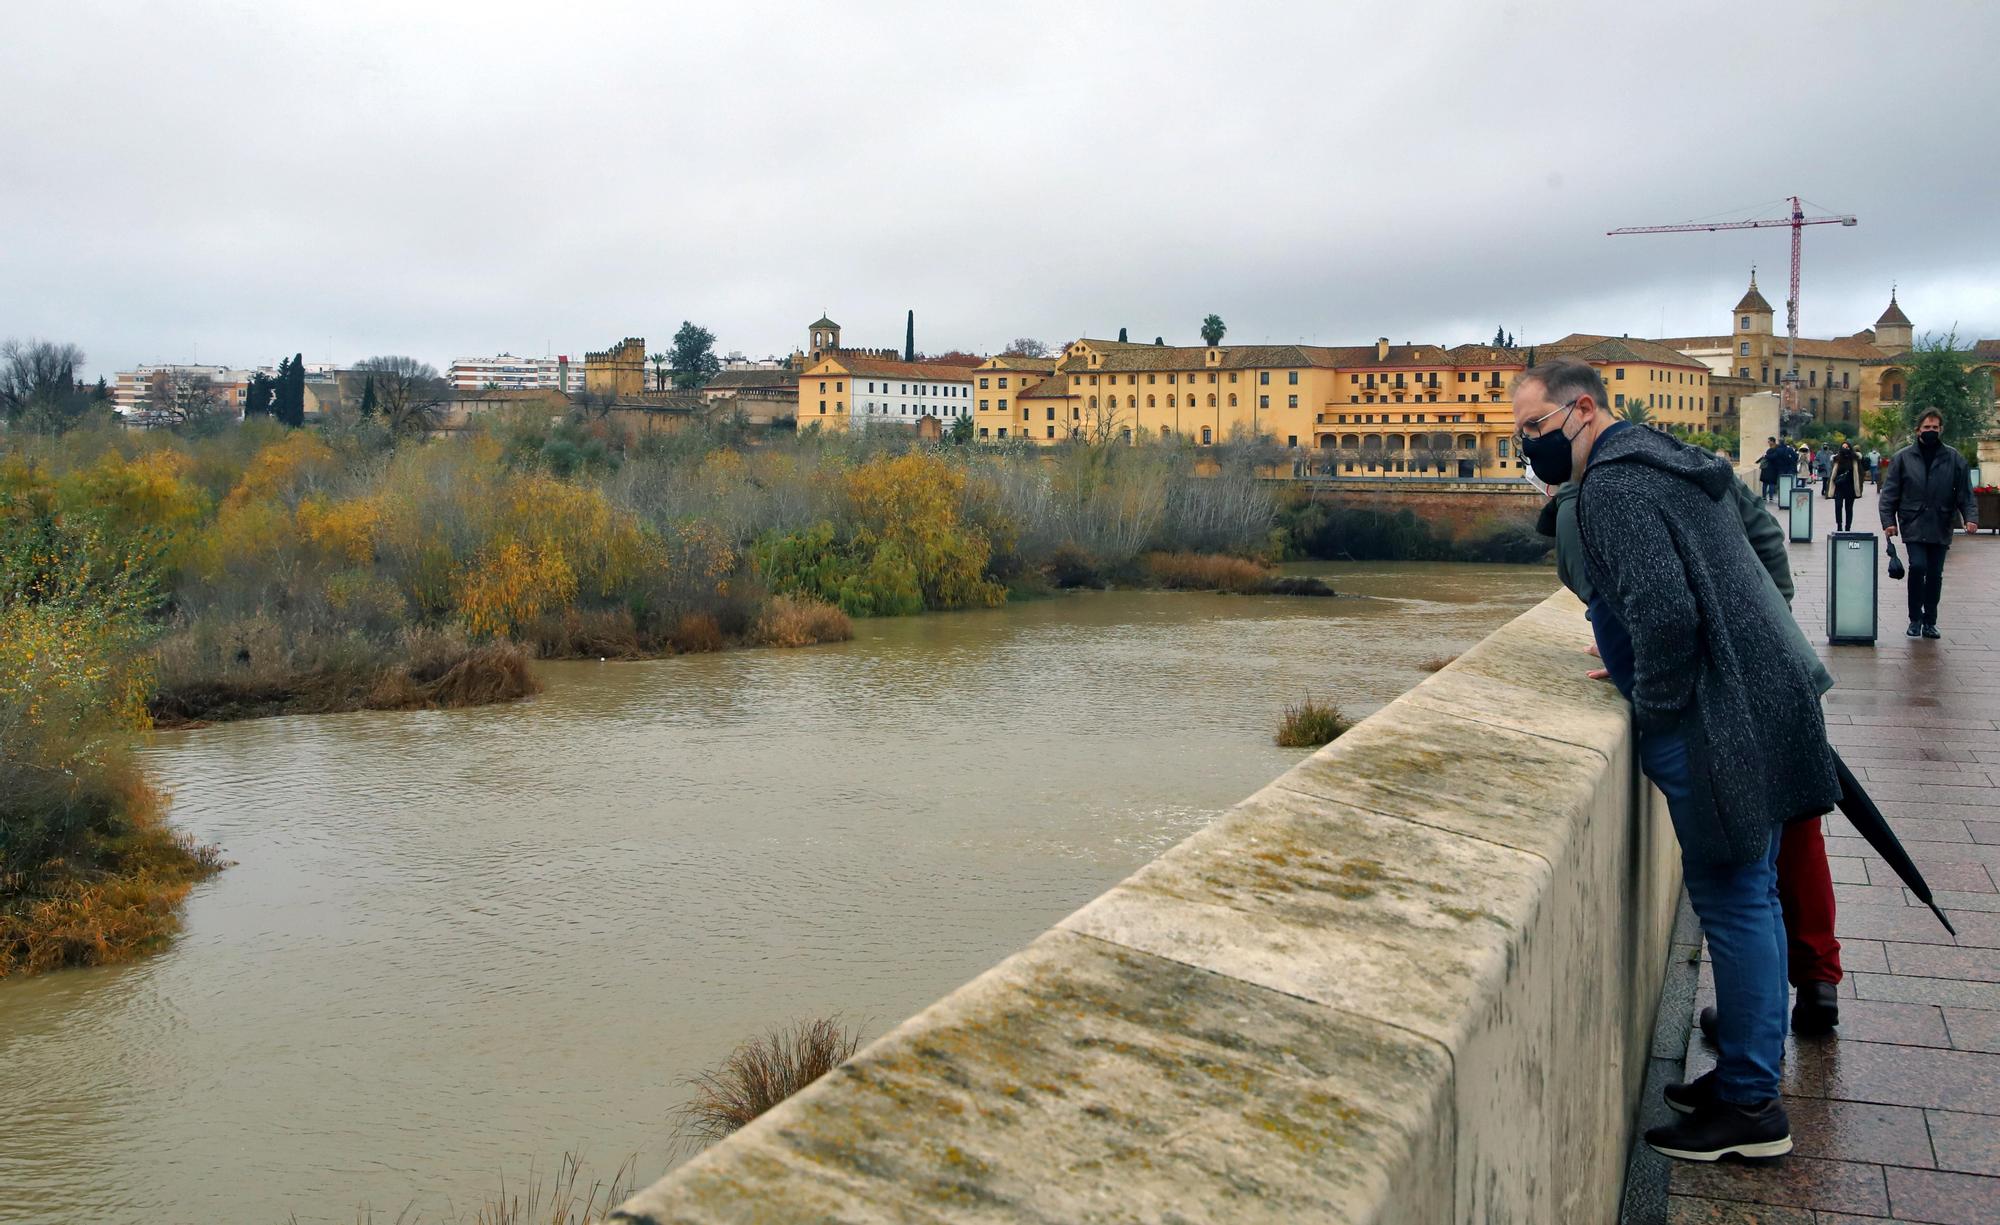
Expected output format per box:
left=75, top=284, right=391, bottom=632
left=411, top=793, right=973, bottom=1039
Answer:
left=1609, top=196, right=1858, bottom=414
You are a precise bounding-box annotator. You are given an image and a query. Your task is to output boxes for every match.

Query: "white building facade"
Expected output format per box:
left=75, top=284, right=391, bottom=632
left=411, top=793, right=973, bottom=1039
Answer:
left=850, top=368, right=975, bottom=431
left=447, top=354, right=570, bottom=393
left=112, top=364, right=269, bottom=418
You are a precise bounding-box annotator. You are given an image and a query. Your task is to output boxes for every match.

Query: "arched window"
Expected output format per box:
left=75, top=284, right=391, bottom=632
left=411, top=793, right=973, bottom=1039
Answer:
left=1089, top=395, right=1098, bottom=409
left=1160, top=425, right=1171, bottom=437
left=1168, top=394, right=1177, bottom=407
left=1147, top=395, right=1156, bottom=407
left=1207, top=394, right=1217, bottom=408
left=1200, top=426, right=1212, bottom=445
left=1128, top=396, right=1136, bottom=409
left=1228, top=394, right=1238, bottom=407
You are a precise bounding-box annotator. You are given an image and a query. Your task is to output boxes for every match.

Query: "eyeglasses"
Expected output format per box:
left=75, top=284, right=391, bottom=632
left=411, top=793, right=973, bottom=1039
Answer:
left=1515, top=397, right=1579, bottom=456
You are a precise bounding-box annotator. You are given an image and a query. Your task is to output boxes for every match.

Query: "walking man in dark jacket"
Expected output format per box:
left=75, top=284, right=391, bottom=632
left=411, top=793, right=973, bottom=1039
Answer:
left=1515, top=359, right=1840, bottom=1163
left=1880, top=408, right=1979, bottom=638
left=1758, top=437, right=1788, bottom=501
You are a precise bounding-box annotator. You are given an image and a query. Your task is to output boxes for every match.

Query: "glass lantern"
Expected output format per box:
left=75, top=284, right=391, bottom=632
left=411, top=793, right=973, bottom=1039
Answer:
left=1826, top=532, right=1878, bottom=645
left=1789, top=487, right=1814, bottom=541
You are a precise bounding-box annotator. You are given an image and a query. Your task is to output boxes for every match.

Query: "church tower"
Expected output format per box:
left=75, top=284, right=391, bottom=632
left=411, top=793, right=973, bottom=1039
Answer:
left=1734, top=270, right=1775, bottom=336
left=808, top=315, right=841, bottom=362
left=1873, top=290, right=1913, bottom=352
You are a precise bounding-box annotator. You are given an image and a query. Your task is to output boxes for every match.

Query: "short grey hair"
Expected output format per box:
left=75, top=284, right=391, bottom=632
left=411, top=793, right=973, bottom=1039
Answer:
left=1515, top=357, right=1608, bottom=411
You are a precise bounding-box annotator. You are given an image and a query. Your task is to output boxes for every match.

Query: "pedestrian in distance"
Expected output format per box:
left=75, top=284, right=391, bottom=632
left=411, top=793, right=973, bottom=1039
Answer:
left=1830, top=442, right=1863, bottom=533
left=1758, top=435, right=1787, bottom=501
left=1879, top=408, right=1979, bottom=638
left=1816, top=446, right=1832, bottom=497
left=1514, top=358, right=1839, bottom=1164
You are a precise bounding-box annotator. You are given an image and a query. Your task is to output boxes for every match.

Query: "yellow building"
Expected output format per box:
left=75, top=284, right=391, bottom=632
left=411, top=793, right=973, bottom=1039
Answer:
left=972, top=355, right=1057, bottom=440
left=791, top=315, right=977, bottom=434
left=1538, top=335, right=1714, bottom=435
left=1657, top=275, right=1964, bottom=431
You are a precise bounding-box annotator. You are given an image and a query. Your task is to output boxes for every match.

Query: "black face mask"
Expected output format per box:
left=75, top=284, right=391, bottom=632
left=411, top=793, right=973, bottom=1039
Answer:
left=1521, top=409, right=1576, bottom=485
left=1919, top=429, right=1942, bottom=452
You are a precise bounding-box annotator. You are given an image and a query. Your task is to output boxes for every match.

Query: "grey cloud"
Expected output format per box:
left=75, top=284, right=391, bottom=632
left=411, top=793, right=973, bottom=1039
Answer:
left=3, top=0, right=1995, bottom=377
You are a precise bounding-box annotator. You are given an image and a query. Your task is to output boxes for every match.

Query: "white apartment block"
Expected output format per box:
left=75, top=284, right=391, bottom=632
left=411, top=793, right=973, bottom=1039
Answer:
left=447, top=354, right=575, bottom=393
left=112, top=364, right=269, bottom=418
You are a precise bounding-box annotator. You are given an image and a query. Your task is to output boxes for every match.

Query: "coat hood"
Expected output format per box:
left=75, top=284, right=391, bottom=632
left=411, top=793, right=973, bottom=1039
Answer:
left=1589, top=423, right=1735, bottom=502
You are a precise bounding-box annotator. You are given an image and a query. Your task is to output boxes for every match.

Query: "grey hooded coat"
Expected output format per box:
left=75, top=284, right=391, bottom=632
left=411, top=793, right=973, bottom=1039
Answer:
left=1577, top=426, right=1840, bottom=865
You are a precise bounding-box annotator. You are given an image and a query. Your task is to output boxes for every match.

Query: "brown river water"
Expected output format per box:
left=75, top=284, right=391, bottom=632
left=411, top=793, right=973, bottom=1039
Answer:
left=0, top=562, right=1554, bottom=1224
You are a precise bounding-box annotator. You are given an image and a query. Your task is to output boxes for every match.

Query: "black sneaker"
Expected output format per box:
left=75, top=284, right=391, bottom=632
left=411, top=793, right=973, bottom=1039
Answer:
left=1923, top=624, right=1941, bottom=639
left=1698, top=1005, right=1719, bottom=1049
left=1665, top=1070, right=1721, bottom=1115
left=1793, top=981, right=1840, bottom=1036
left=1908, top=621, right=1924, bottom=637
left=1645, top=1098, right=1792, bottom=1162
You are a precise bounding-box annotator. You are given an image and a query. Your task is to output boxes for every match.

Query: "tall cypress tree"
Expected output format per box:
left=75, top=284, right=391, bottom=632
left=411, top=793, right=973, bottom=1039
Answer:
left=358, top=376, right=377, bottom=418
left=904, top=310, right=915, bottom=362
left=283, top=352, right=306, bottom=426
left=1118, top=327, right=1128, bottom=342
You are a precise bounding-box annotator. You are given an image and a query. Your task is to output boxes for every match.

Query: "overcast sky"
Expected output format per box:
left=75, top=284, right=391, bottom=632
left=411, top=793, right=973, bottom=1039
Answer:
left=6, top=0, right=1997, bottom=378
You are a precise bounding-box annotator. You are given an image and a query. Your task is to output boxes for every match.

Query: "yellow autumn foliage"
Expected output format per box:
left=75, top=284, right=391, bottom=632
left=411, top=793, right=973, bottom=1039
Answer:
left=297, top=494, right=383, bottom=565
left=456, top=539, right=579, bottom=638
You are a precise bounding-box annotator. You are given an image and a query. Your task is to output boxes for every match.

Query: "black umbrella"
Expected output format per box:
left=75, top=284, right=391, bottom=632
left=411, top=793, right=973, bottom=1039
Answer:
left=1833, top=749, right=1956, bottom=936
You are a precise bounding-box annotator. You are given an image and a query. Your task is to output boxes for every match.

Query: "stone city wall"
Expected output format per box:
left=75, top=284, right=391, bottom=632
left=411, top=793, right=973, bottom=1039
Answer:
left=611, top=591, right=1680, bottom=1224
left=1293, top=477, right=1545, bottom=544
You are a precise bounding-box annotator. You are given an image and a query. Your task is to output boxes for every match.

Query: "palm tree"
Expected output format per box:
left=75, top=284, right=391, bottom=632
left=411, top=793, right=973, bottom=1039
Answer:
left=1620, top=397, right=1653, bottom=427
left=1200, top=314, right=1226, bottom=346
left=649, top=352, right=669, bottom=392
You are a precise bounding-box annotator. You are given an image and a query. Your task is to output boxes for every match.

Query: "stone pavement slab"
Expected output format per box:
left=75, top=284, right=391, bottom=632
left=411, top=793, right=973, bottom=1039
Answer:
left=1647, top=528, right=2000, bottom=1223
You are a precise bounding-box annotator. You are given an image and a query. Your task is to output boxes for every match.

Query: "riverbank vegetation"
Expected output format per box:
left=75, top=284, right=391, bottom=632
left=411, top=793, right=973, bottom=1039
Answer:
left=1275, top=696, right=1353, bottom=748
left=672, top=1015, right=866, bottom=1147
left=2, top=344, right=1548, bottom=975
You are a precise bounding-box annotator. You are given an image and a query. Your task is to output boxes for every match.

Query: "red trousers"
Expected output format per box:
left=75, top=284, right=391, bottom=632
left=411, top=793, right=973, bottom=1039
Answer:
left=1778, top=816, right=1843, bottom=985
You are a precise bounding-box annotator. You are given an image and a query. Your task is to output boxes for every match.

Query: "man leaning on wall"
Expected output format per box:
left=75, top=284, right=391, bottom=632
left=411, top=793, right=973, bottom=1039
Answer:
left=1513, top=358, right=1840, bottom=1163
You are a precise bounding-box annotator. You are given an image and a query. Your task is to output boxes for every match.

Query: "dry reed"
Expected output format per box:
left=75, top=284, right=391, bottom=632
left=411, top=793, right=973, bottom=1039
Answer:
left=750, top=595, right=854, bottom=648
left=1141, top=551, right=1272, bottom=593
left=673, top=1017, right=865, bottom=1147
left=668, top=612, right=725, bottom=654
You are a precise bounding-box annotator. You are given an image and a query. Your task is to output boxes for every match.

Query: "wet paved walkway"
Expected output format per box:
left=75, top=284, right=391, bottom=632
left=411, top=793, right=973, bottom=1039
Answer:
left=1660, top=524, right=2000, bottom=1224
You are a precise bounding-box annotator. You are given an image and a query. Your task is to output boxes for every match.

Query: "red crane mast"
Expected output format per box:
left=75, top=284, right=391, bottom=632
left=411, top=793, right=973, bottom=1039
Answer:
left=1610, top=196, right=1858, bottom=414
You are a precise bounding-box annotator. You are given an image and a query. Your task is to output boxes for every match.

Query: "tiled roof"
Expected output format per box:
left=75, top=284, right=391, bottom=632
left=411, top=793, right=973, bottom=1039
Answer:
left=706, top=369, right=798, bottom=390
left=981, top=356, right=1059, bottom=372
left=1784, top=336, right=1889, bottom=361
left=1735, top=278, right=1774, bottom=313
left=809, top=316, right=839, bottom=329
left=1543, top=334, right=1710, bottom=370
left=1657, top=334, right=1734, bottom=349
left=1876, top=296, right=1911, bottom=327
left=1072, top=341, right=1478, bottom=374
left=813, top=356, right=976, bottom=382
left=1019, top=380, right=1075, bottom=400
left=1863, top=338, right=2000, bottom=367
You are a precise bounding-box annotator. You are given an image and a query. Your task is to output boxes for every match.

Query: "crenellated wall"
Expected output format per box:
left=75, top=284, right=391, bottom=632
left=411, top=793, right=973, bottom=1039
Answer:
left=609, top=591, right=1680, bottom=1224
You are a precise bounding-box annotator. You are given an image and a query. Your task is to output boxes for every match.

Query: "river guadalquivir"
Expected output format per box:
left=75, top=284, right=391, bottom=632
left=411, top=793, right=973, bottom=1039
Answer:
left=0, top=562, right=1553, bottom=1224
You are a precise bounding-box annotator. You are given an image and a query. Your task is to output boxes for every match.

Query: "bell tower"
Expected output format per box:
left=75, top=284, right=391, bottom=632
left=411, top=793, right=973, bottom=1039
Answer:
left=1873, top=288, right=1913, bottom=352
left=808, top=315, right=841, bottom=362
left=1733, top=269, right=1775, bottom=336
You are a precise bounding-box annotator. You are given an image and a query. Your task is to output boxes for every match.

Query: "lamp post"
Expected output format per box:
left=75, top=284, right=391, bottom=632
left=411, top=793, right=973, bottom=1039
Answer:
left=1789, top=487, right=1814, bottom=542
left=1827, top=530, right=1879, bottom=645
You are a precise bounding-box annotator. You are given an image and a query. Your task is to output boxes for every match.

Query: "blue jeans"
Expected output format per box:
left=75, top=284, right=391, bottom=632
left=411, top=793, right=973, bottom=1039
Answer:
left=1639, top=728, right=1788, bottom=1104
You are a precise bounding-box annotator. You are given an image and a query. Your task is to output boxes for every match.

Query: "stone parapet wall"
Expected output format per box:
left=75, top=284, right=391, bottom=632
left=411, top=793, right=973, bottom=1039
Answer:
left=610, top=591, right=1680, bottom=1224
